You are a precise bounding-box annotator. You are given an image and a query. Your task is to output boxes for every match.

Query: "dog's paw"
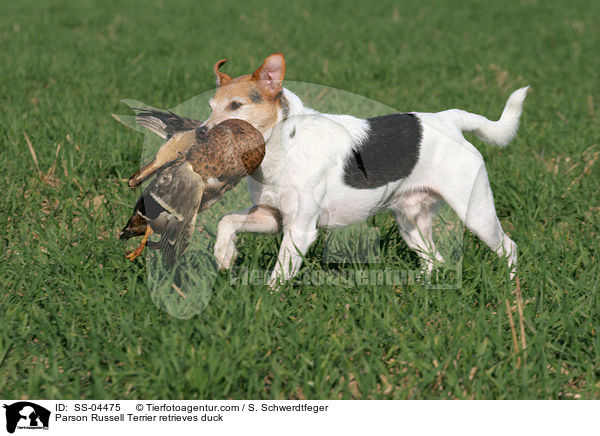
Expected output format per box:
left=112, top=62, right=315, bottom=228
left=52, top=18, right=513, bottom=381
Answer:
left=267, top=267, right=287, bottom=291
left=214, top=239, right=238, bottom=270
left=267, top=275, right=282, bottom=292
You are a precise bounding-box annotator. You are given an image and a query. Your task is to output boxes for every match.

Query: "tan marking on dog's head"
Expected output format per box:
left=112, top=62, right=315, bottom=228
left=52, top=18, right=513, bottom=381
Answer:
left=204, top=53, right=286, bottom=135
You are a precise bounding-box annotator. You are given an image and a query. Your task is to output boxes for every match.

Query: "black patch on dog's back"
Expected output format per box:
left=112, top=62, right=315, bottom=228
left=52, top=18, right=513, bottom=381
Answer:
left=343, top=113, right=422, bottom=189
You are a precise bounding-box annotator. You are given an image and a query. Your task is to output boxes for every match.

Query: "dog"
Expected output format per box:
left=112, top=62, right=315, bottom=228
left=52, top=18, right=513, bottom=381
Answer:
left=202, top=53, right=528, bottom=287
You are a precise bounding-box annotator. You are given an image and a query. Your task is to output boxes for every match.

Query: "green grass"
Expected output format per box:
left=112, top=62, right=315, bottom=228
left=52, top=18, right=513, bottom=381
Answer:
left=1, top=0, right=599, bottom=399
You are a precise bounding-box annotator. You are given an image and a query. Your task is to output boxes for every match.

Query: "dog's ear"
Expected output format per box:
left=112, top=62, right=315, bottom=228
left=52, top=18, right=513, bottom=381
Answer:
left=252, top=53, right=285, bottom=99
left=214, top=59, right=232, bottom=87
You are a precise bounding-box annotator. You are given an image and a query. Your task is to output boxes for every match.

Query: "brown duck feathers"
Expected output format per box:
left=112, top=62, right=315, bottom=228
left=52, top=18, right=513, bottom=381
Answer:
left=120, top=117, right=265, bottom=266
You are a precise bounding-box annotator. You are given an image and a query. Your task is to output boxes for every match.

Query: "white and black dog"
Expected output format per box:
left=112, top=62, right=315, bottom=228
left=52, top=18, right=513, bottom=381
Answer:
left=201, top=53, right=528, bottom=287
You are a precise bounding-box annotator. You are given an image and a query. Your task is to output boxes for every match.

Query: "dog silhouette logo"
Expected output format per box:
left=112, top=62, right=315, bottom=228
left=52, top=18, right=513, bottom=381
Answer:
left=3, top=402, right=50, bottom=433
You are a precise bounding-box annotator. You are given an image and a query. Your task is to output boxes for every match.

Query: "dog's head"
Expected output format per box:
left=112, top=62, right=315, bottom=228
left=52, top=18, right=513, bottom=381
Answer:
left=203, top=53, right=287, bottom=135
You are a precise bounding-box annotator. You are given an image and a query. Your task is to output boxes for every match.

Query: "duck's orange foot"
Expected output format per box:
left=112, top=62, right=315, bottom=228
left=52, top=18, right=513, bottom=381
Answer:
left=125, top=226, right=154, bottom=261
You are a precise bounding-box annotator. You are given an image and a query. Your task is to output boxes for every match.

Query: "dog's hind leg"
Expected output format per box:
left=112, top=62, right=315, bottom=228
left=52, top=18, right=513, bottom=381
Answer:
left=392, top=191, right=444, bottom=273
left=438, top=161, right=517, bottom=278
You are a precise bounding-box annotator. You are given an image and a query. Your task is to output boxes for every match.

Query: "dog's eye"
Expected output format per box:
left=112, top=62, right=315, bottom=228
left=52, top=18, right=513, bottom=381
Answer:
left=229, top=101, right=243, bottom=111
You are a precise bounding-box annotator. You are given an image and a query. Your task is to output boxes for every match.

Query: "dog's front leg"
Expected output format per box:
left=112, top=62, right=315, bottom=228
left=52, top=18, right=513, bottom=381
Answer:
left=268, top=188, right=322, bottom=289
left=214, top=205, right=282, bottom=270
left=268, top=224, right=318, bottom=289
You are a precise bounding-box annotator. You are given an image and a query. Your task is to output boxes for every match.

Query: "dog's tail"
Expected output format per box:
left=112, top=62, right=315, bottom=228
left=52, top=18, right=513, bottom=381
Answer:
left=440, top=86, right=529, bottom=147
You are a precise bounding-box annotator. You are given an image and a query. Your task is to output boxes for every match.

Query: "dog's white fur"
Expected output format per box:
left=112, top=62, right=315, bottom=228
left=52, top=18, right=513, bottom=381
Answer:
left=214, top=86, right=529, bottom=286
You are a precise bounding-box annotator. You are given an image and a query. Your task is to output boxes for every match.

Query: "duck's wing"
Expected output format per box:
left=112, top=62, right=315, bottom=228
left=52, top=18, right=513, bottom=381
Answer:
left=144, top=162, right=205, bottom=267
left=135, top=108, right=203, bottom=139
left=128, top=129, right=199, bottom=189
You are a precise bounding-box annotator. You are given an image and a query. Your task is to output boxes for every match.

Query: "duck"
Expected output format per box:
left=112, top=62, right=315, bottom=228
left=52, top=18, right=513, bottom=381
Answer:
left=119, top=115, right=265, bottom=267
left=128, top=108, right=204, bottom=188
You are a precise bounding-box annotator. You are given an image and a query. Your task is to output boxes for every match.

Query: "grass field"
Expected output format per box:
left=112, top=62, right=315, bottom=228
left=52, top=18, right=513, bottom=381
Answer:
left=1, top=0, right=599, bottom=399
